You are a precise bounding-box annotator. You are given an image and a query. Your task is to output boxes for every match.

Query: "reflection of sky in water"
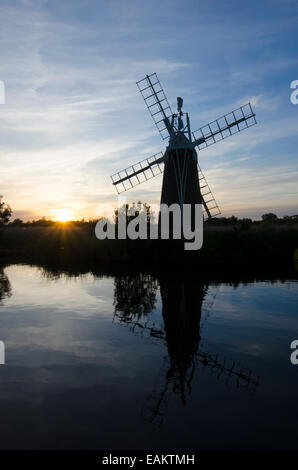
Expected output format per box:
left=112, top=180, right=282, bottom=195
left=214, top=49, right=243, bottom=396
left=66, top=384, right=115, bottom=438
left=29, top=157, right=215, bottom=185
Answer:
left=0, top=264, right=297, bottom=450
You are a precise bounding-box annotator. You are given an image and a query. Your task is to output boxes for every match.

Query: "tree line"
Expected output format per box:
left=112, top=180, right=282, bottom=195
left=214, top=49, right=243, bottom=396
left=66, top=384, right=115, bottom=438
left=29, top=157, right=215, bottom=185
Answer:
left=0, top=196, right=297, bottom=227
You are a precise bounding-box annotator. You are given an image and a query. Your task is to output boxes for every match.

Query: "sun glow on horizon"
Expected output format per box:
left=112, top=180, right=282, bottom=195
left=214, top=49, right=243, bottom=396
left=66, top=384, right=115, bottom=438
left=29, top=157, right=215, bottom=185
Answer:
left=54, top=209, right=72, bottom=222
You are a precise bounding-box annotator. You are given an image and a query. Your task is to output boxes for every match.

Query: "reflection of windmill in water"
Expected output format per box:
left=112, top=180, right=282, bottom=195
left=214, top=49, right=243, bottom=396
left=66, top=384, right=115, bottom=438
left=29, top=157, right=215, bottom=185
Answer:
left=113, top=274, right=260, bottom=428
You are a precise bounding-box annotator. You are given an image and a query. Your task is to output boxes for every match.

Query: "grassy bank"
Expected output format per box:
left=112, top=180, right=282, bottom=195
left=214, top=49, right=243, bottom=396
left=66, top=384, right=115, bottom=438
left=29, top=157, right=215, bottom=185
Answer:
left=0, top=224, right=297, bottom=269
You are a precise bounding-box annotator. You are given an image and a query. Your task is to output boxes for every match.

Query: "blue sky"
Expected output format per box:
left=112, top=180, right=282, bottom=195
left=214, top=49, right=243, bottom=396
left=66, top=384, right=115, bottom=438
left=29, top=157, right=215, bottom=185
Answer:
left=0, top=0, right=298, bottom=220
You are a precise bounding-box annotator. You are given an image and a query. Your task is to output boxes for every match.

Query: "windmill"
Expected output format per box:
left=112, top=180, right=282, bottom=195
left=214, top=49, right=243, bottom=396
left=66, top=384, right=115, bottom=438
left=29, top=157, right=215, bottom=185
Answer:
left=111, top=73, right=257, bottom=220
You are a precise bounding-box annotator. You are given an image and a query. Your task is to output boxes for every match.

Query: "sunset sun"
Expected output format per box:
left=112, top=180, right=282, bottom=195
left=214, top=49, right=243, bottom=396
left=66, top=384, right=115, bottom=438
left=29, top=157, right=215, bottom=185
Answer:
left=54, top=209, right=72, bottom=222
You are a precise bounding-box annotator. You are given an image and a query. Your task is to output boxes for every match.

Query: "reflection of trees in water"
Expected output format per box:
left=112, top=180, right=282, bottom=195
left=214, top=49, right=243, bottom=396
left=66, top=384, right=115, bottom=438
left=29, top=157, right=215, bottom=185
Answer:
left=0, top=268, right=12, bottom=303
left=37, top=265, right=91, bottom=281
left=113, top=274, right=158, bottom=320
left=113, top=272, right=259, bottom=427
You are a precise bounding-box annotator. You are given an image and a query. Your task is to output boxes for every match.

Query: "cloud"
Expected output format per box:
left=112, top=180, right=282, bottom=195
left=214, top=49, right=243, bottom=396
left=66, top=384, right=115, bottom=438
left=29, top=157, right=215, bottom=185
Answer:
left=229, top=57, right=298, bottom=84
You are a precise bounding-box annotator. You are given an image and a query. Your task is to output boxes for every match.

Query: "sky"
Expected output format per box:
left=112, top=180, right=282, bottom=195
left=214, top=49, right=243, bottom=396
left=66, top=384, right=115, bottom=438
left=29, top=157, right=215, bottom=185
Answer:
left=0, top=0, right=298, bottom=221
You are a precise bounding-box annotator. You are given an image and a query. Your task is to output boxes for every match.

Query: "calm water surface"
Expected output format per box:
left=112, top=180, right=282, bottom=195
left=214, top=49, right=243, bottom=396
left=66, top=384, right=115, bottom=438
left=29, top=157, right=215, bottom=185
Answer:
left=0, top=263, right=297, bottom=449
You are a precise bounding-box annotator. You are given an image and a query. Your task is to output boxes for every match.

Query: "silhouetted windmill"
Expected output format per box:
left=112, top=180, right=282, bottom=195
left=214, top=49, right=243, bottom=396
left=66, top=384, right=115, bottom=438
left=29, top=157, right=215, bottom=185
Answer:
left=111, top=73, right=257, bottom=219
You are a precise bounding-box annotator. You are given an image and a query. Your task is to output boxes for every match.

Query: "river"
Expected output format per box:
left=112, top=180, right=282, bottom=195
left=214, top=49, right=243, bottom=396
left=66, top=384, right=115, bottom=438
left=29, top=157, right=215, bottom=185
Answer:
left=0, top=263, right=297, bottom=449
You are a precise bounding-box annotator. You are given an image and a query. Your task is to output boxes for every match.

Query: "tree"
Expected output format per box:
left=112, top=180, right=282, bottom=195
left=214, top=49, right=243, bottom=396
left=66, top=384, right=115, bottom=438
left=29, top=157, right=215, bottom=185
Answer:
left=261, top=213, right=278, bottom=223
left=114, top=202, right=154, bottom=226
left=0, top=196, right=12, bottom=225
left=230, top=215, right=238, bottom=225
left=10, top=218, right=23, bottom=226
left=239, top=218, right=253, bottom=230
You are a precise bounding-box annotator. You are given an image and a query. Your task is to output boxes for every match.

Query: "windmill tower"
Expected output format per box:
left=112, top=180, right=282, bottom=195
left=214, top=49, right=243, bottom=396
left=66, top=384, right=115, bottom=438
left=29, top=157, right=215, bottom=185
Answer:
left=111, top=73, right=257, bottom=220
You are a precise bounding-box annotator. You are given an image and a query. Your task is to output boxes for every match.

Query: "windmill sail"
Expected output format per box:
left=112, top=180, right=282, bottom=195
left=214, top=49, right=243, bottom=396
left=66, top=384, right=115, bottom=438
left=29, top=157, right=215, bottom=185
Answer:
left=111, top=152, right=164, bottom=193
left=136, top=73, right=173, bottom=140
left=198, top=164, right=221, bottom=218
left=192, top=103, right=256, bottom=151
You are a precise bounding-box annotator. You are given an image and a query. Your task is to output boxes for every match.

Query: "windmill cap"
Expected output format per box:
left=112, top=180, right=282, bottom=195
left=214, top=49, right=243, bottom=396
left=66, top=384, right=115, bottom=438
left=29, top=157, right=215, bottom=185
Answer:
left=177, top=97, right=183, bottom=111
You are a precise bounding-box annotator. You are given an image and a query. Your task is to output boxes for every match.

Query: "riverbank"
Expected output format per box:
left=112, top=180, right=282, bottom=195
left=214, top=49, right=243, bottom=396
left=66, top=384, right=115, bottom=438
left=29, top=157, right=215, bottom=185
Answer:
left=1, top=224, right=297, bottom=274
